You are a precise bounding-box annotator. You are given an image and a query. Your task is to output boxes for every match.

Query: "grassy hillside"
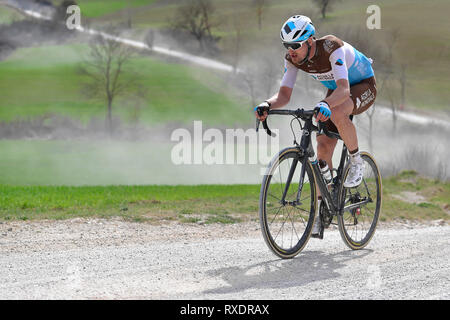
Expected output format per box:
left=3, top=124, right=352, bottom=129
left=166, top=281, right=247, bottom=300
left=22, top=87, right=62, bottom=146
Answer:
left=0, top=171, right=448, bottom=223
left=2, top=0, right=449, bottom=114
left=0, top=44, right=249, bottom=125
left=53, top=0, right=155, bottom=18
left=58, top=0, right=450, bottom=112
left=0, top=5, right=23, bottom=24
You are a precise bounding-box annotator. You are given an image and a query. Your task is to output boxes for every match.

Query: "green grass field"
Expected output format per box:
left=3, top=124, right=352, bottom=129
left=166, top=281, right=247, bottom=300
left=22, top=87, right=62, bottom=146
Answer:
left=0, top=171, right=448, bottom=223
left=0, top=6, right=21, bottom=24
left=0, top=183, right=260, bottom=223
left=53, top=0, right=155, bottom=18
left=0, top=44, right=249, bottom=125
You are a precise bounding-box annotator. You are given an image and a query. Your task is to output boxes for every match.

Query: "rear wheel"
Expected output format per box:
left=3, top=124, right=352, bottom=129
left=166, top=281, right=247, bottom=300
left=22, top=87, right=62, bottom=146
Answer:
left=337, top=152, right=382, bottom=250
left=259, top=148, right=317, bottom=259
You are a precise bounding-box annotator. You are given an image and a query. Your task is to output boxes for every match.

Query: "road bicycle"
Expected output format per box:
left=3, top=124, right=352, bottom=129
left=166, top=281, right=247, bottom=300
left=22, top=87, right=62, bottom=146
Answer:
left=256, top=107, right=382, bottom=259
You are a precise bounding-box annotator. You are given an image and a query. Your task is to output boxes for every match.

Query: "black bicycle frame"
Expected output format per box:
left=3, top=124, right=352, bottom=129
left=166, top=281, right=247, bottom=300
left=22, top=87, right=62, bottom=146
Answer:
left=260, top=108, right=374, bottom=218
left=279, top=117, right=348, bottom=216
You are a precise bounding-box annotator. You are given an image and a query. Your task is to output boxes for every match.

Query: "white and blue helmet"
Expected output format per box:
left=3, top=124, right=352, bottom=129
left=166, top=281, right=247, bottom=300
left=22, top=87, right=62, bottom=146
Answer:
left=280, top=15, right=315, bottom=43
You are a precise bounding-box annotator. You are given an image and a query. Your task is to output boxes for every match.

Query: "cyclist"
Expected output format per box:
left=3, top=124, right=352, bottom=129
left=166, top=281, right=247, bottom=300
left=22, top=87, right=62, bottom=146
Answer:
left=254, top=15, right=377, bottom=237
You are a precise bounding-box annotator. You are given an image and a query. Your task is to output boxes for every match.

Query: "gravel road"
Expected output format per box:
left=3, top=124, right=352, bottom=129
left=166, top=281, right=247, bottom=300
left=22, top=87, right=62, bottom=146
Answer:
left=0, top=219, right=448, bottom=300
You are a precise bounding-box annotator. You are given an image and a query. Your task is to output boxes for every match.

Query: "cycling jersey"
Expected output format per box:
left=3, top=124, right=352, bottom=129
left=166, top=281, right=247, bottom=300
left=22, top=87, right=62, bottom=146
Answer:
left=281, top=35, right=374, bottom=90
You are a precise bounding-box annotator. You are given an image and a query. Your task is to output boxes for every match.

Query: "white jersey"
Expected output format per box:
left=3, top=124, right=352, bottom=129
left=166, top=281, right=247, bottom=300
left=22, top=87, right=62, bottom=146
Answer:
left=281, top=35, right=374, bottom=90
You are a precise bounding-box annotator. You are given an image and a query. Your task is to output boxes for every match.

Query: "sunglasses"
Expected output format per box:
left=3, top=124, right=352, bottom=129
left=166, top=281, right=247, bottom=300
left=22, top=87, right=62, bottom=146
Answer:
left=282, top=40, right=307, bottom=50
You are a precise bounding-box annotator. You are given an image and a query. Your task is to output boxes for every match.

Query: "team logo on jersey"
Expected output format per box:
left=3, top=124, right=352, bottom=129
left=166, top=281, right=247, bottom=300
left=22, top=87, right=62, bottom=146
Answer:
left=309, top=72, right=334, bottom=81
left=323, top=40, right=334, bottom=53
left=335, top=58, right=344, bottom=66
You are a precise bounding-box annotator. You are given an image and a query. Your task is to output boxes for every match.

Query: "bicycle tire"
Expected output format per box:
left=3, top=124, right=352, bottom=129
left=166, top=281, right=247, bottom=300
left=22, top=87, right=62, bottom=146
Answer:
left=259, top=147, right=318, bottom=259
left=337, top=152, right=382, bottom=250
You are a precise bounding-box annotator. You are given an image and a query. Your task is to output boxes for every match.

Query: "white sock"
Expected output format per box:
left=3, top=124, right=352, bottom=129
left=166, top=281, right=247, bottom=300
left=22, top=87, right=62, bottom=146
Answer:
left=349, top=150, right=361, bottom=164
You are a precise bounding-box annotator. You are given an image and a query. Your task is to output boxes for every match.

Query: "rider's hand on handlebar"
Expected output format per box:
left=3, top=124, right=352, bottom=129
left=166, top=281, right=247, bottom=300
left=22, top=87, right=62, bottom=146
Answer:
left=254, top=101, right=270, bottom=121
left=314, top=101, right=331, bottom=122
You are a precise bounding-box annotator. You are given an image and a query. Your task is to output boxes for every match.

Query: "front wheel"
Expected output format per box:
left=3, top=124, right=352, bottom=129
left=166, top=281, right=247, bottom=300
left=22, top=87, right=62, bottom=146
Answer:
left=337, top=152, right=382, bottom=250
left=259, top=147, right=317, bottom=259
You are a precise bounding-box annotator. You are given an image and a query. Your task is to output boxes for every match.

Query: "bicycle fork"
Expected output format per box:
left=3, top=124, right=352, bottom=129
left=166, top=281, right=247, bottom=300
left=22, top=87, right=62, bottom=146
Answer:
left=280, top=123, right=313, bottom=207
left=279, top=125, right=336, bottom=213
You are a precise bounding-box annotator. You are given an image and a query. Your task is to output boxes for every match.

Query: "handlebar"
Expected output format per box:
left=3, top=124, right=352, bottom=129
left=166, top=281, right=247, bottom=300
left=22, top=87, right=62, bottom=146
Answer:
left=268, top=108, right=316, bottom=118
left=256, top=107, right=341, bottom=140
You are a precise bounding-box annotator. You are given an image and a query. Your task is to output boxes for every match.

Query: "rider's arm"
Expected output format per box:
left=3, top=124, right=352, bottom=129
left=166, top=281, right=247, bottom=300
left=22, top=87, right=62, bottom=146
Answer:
left=323, top=47, right=351, bottom=108
left=266, top=59, right=298, bottom=109
left=266, top=86, right=293, bottom=109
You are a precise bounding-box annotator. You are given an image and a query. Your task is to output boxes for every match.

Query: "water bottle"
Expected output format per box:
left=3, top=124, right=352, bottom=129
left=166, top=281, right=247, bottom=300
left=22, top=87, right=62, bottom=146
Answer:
left=319, top=159, right=333, bottom=191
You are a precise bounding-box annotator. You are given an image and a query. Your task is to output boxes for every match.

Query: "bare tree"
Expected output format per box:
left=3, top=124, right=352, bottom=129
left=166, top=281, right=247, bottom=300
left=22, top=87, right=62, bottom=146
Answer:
left=229, top=8, right=246, bottom=73
left=237, top=52, right=280, bottom=108
left=399, top=63, right=407, bottom=110
left=311, top=0, right=340, bottom=19
left=126, top=85, right=147, bottom=128
left=260, top=54, right=279, bottom=97
left=240, top=68, right=257, bottom=108
left=171, top=0, right=219, bottom=52
left=144, top=29, right=155, bottom=51
left=252, top=0, right=268, bottom=30
left=365, top=104, right=376, bottom=153
left=379, top=28, right=402, bottom=135
left=78, top=28, right=139, bottom=136
left=380, top=71, right=396, bottom=133
left=126, top=2, right=132, bottom=29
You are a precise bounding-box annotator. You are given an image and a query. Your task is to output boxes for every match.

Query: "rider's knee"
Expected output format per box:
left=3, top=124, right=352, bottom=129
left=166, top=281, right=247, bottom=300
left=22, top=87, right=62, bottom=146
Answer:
left=331, top=109, right=351, bottom=127
left=330, top=99, right=353, bottom=124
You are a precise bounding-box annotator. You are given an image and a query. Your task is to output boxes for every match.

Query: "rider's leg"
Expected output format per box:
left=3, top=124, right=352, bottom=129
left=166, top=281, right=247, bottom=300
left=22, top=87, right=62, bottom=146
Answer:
left=317, top=134, right=338, bottom=170
left=312, top=134, right=337, bottom=238
left=329, top=98, right=358, bottom=152
left=330, top=97, right=365, bottom=187
left=316, top=134, right=338, bottom=197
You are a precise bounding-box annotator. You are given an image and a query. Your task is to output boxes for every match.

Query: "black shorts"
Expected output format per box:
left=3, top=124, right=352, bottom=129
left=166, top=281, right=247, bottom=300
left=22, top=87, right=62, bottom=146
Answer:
left=321, top=76, right=377, bottom=134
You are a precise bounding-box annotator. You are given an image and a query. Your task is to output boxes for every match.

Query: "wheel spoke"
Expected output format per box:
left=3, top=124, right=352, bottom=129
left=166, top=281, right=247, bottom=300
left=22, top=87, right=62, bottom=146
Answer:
left=273, top=206, right=291, bottom=242
left=287, top=207, right=301, bottom=241
left=268, top=205, right=283, bottom=226
left=267, top=192, right=281, bottom=202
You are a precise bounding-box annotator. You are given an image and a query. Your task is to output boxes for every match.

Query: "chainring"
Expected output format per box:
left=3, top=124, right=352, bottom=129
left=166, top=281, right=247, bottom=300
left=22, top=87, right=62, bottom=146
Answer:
left=319, top=200, right=333, bottom=228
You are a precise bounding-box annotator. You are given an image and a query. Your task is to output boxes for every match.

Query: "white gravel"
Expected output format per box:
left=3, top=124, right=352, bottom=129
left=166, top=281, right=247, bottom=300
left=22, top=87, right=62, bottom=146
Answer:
left=0, top=218, right=449, bottom=299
